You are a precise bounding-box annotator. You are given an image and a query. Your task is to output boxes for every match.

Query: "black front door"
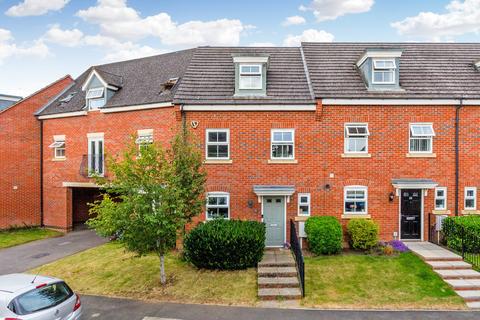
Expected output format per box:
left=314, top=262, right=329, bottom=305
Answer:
left=401, top=189, right=422, bottom=239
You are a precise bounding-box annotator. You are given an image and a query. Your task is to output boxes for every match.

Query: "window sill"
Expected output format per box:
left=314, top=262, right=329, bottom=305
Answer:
left=204, top=159, right=233, bottom=164
left=268, top=159, right=298, bottom=164
left=462, top=210, right=480, bottom=215
left=295, top=216, right=309, bottom=222
left=432, top=210, right=450, bottom=215
left=341, top=153, right=372, bottom=158
left=341, top=214, right=371, bottom=219
left=406, top=153, right=436, bottom=158
left=52, top=158, right=66, bottom=162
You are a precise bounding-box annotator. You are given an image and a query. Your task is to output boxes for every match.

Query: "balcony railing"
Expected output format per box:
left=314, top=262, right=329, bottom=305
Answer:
left=80, top=154, right=104, bottom=178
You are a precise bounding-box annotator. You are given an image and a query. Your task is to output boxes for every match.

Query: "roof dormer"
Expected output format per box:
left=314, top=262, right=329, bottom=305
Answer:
left=81, top=68, right=122, bottom=110
left=233, top=55, right=269, bottom=96
left=356, top=49, right=403, bottom=91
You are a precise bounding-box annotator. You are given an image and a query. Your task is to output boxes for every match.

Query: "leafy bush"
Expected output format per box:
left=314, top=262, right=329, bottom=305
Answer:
left=183, top=219, right=265, bottom=270
left=305, top=216, right=343, bottom=255
left=347, top=219, right=379, bottom=251
left=442, top=216, right=480, bottom=253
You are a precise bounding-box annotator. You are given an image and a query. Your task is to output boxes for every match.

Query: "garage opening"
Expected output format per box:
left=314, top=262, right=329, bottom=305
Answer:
left=72, top=187, right=102, bottom=229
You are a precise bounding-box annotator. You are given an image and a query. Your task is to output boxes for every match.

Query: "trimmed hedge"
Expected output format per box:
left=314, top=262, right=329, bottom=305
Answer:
left=305, top=216, right=343, bottom=255
left=442, top=215, right=480, bottom=253
left=183, top=219, right=265, bottom=270
left=347, top=219, right=379, bottom=251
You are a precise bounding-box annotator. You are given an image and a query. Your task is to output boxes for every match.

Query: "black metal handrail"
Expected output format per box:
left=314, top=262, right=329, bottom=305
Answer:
left=289, top=219, right=305, bottom=297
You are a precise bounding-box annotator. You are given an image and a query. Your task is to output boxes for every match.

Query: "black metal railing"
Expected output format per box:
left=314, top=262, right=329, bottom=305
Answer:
left=80, top=154, right=104, bottom=178
left=289, top=219, right=305, bottom=297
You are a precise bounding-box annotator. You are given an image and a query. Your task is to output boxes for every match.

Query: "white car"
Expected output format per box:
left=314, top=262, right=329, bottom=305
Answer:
left=0, top=274, right=82, bottom=320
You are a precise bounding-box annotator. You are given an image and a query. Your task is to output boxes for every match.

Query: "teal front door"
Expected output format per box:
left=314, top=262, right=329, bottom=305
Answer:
left=263, top=196, right=285, bottom=247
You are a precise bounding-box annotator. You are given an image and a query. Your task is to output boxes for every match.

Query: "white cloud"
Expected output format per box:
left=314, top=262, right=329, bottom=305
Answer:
left=391, top=0, right=480, bottom=41
left=0, top=28, right=49, bottom=64
left=283, top=29, right=334, bottom=46
left=282, top=15, right=306, bottom=26
left=249, top=42, right=276, bottom=47
left=43, top=25, right=84, bottom=47
left=301, top=0, right=374, bottom=21
left=76, top=0, right=248, bottom=47
left=6, top=0, right=69, bottom=17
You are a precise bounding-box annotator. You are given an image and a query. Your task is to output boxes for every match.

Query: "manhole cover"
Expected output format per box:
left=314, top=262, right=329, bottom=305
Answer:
left=31, top=253, right=50, bottom=259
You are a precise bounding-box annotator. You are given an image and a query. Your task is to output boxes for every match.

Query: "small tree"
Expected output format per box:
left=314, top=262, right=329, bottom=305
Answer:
left=88, top=129, right=206, bottom=285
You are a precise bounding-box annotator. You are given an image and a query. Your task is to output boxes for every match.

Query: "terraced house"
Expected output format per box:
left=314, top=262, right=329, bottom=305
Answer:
left=34, top=43, right=480, bottom=247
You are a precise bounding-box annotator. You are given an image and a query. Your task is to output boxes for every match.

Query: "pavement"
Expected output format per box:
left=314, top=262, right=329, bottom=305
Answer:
left=81, top=295, right=480, bottom=320
left=0, top=228, right=107, bottom=274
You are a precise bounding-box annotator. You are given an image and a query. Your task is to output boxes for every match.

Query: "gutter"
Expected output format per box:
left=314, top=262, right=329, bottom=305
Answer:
left=40, top=119, right=44, bottom=227
left=455, top=99, right=464, bottom=216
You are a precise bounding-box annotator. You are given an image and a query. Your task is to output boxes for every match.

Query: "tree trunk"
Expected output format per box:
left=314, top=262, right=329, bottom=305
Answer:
left=160, top=254, right=166, bottom=285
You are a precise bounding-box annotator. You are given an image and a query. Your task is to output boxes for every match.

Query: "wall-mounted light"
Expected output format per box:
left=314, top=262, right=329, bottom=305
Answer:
left=247, top=199, right=254, bottom=208
left=324, top=184, right=331, bottom=191
left=389, top=192, right=395, bottom=202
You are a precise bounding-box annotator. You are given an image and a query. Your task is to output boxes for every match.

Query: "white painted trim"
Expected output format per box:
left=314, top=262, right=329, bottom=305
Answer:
left=462, top=100, right=480, bottom=106
left=205, top=192, right=230, bottom=220
left=271, top=128, right=295, bottom=160
left=233, top=56, right=269, bottom=63
left=182, top=104, right=316, bottom=111
left=344, top=123, right=369, bottom=154
left=344, top=185, right=368, bottom=215
left=100, top=102, right=173, bottom=113
left=53, top=135, right=65, bottom=140
left=464, top=187, right=477, bottom=210
left=371, top=58, right=396, bottom=85
left=87, top=132, right=104, bottom=138
left=356, top=50, right=403, bottom=67
left=322, top=99, right=463, bottom=105
left=0, top=95, right=21, bottom=102
left=62, top=182, right=99, bottom=188
left=298, top=193, right=311, bottom=216
left=392, top=183, right=438, bottom=189
left=137, top=129, right=153, bottom=136
left=434, top=187, right=447, bottom=211
left=205, top=129, right=230, bottom=160
left=37, top=111, right=87, bottom=120
left=81, top=69, right=109, bottom=91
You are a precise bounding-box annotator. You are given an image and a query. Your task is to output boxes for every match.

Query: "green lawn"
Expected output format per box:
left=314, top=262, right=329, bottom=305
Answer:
left=31, top=242, right=257, bottom=306
left=0, top=227, right=62, bottom=249
left=303, top=252, right=465, bottom=309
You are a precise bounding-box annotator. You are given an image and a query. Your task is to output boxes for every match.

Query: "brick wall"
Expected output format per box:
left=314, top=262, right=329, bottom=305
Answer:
left=0, top=76, right=73, bottom=229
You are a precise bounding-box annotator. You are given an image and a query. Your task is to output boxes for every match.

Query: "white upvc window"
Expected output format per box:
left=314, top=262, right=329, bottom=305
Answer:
left=465, top=187, right=477, bottom=210
left=206, top=192, right=230, bottom=220
left=271, top=129, right=295, bottom=159
left=298, top=193, right=311, bottom=216
left=206, top=129, right=230, bottom=159
left=344, top=123, right=369, bottom=153
left=86, top=87, right=105, bottom=110
left=409, top=123, right=435, bottom=153
left=136, top=129, right=154, bottom=153
left=435, top=187, right=447, bottom=210
left=239, top=64, right=262, bottom=89
left=372, top=59, right=396, bottom=84
left=49, top=136, right=66, bottom=159
left=88, top=136, right=104, bottom=177
left=344, top=186, right=368, bottom=214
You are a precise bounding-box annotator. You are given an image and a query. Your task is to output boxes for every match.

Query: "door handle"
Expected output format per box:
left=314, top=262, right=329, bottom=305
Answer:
left=270, top=223, right=278, bottom=227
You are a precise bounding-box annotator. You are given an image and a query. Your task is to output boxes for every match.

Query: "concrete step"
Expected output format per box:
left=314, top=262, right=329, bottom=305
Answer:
left=258, top=261, right=296, bottom=268
left=258, top=267, right=297, bottom=277
left=426, top=260, right=472, bottom=270
left=466, top=301, right=480, bottom=309
left=423, top=256, right=463, bottom=262
left=258, top=277, right=299, bottom=288
left=258, top=288, right=302, bottom=300
left=456, top=290, right=480, bottom=302
left=435, top=269, right=480, bottom=280
left=445, top=279, right=480, bottom=290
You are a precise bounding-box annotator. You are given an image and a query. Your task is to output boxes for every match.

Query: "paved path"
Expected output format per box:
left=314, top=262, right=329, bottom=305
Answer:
left=0, top=229, right=107, bottom=275
left=407, top=242, right=480, bottom=309
left=81, top=295, right=480, bottom=320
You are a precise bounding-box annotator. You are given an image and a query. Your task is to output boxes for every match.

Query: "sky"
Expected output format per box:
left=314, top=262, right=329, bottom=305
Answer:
left=1, top=0, right=480, bottom=97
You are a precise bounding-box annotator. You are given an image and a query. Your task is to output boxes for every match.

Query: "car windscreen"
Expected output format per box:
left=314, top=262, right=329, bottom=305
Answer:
left=13, top=282, right=73, bottom=315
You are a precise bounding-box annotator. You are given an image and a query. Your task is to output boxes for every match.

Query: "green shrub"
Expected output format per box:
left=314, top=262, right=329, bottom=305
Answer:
left=183, top=219, right=265, bottom=270
left=347, top=219, right=379, bottom=251
left=442, top=216, right=480, bottom=253
left=305, top=216, right=342, bottom=255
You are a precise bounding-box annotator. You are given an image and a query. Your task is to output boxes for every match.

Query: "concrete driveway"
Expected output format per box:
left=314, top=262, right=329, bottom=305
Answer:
left=81, top=295, right=479, bottom=320
left=0, top=228, right=107, bottom=274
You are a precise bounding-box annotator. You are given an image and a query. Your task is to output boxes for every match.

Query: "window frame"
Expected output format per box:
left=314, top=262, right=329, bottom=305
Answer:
left=206, top=192, right=230, bottom=220
left=238, top=63, right=263, bottom=90
left=205, top=129, right=230, bottom=160
left=270, top=129, right=295, bottom=160
left=434, top=187, right=447, bottom=210
left=49, top=138, right=66, bottom=159
left=371, top=58, right=396, bottom=85
left=298, top=193, right=311, bottom=216
left=343, top=185, right=368, bottom=214
left=86, top=87, right=106, bottom=110
left=409, top=123, right=435, bottom=154
left=344, top=123, right=370, bottom=154
left=87, top=136, right=104, bottom=177
left=465, top=187, right=477, bottom=210
left=135, top=130, right=154, bottom=154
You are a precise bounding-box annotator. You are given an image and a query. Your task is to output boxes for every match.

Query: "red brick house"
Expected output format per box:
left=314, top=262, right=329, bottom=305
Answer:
left=35, top=43, right=480, bottom=247
left=0, top=76, right=73, bottom=229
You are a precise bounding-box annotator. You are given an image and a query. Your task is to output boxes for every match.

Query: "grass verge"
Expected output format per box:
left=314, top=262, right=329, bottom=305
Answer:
left=0, top=227, right=62, bottom=249
left=303, top=252, right=465, bottom=309
left=31, top=242, right=257, bottom=306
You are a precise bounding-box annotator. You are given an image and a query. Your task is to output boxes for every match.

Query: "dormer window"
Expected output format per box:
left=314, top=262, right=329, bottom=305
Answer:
left=86, top=87, right=105, bottom=110
left=239, top=64, right=262, bottom=89
left=372, top=59, right=396, bottom=84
